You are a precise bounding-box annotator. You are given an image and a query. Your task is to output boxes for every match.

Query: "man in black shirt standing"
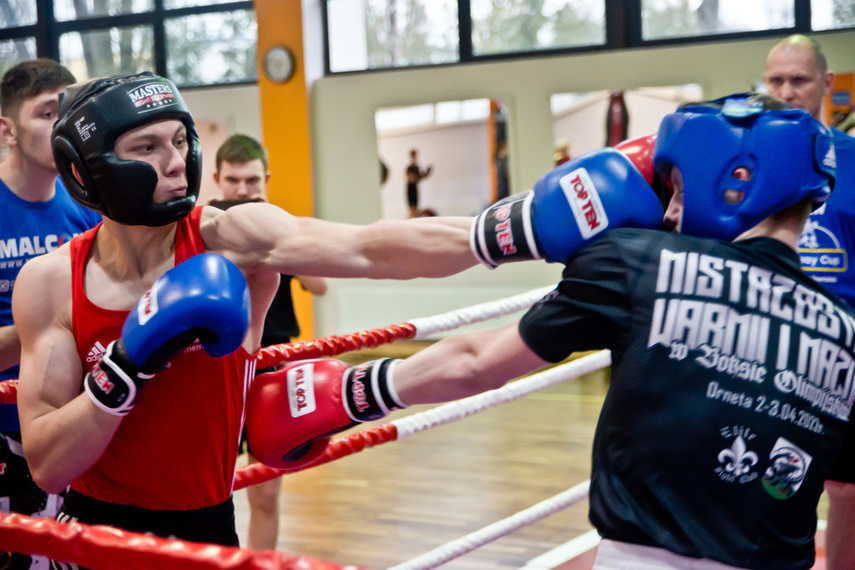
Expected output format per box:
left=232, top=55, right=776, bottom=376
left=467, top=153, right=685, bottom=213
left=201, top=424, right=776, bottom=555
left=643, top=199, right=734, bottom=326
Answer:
left=405, top=148, right=432, bottom=218
left=209, top=134, right=326, bottom=551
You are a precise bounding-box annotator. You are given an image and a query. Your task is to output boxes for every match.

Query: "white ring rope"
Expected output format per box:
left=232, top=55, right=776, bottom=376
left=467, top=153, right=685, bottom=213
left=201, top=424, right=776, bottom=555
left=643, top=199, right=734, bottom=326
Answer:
left=392, top=349, right=612, bottom=440
left=387, top=481, right=592, bottom=570
left=408, top=286, right=554, bottom=338
left=383, top=350, right=609, bottom=569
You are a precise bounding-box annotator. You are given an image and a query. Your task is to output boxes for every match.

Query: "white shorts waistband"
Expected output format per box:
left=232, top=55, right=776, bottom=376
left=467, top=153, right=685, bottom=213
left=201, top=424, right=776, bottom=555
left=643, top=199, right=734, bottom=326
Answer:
left=593, top=539, right=748, bottom=570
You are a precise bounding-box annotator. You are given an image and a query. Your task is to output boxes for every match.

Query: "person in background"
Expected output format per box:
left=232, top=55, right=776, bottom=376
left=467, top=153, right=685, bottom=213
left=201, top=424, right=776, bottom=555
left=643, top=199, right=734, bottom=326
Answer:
left=495, top=140, right=509, bottom=202
left=0, top=59, right=101, bottom=569
left=405, top=148, right=432, bottom=218
left=763, top=34, right=855, bottom=305
left=210, top=133, right=327, bottom=551
left=379, top=158, right=389, bottom=186
left=764, top=39, right=855, bottom=567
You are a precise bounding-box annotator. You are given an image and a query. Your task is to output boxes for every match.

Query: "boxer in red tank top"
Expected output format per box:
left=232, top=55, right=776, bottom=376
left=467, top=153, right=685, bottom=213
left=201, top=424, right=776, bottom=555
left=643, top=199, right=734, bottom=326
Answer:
left=70, top=208, right=253, bottom=511
left=12, top=72, right=476, bottom=552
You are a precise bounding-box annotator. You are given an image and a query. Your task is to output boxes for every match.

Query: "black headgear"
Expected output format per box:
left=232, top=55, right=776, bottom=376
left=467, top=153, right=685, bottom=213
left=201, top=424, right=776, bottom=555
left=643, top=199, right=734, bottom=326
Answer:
left=52, top=72, right=201, bottom=227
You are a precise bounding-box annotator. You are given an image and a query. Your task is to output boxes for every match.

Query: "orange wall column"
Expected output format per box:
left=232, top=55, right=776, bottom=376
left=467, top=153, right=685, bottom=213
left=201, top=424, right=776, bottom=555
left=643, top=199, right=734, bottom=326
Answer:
left=825, top=73, right=855, bottom=127
left=255, top=0, right=317, bottom=341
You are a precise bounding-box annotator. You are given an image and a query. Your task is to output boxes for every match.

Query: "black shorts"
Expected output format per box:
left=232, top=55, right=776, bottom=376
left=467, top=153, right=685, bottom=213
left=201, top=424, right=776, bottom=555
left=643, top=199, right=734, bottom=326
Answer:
left=58, top=489, right=238, bottom=545
left=407, top=183, right=419, bottom=207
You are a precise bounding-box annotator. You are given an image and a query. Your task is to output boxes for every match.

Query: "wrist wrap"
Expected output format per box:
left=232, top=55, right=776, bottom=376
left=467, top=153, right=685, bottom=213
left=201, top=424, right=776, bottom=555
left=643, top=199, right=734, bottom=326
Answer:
left=84, top=339, right=155, bottom=416
left=470, top=190, right=543, bottom=269
left=344, top=358, right=407, bottom=422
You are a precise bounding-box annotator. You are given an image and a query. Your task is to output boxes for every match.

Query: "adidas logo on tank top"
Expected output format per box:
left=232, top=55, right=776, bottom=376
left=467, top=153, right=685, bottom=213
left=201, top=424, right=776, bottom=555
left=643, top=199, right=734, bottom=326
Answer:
left=86, top=341, right=107, bottom=363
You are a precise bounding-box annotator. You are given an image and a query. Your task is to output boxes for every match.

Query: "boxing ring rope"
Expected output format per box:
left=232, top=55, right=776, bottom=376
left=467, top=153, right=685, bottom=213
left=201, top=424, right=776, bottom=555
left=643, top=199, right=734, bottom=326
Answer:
left=233, top=350, right=612, bottom=489
left=255, top=286, right=554, bottom=369
left=0, top=286, right=554, bottom=405
left=387, top=481, right=591, bottom=570
left=232, top=351, right=610, bottom=569
left=0, top=511, right=367, bottom=570
left=0, top=286, right=609, bottom=569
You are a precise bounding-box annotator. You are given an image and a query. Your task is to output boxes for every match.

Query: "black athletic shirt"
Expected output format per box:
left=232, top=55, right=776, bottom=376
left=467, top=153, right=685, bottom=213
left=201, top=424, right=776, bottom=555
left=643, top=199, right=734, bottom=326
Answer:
left=519, top=228, right=855, bottom=570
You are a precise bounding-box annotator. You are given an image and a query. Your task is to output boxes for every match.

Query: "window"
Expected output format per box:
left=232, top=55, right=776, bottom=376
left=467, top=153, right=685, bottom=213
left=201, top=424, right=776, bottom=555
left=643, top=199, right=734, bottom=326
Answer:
left=325, top=0, right=855, bottom=74
left=53, top=0, right=155, bottom=22
left=0, top=38, right=36, bottom=77
left=471, top=0, right=605, bottom=56
left=0, top=0, right=255, bottom=88
left=60, top=27, right=154, bottom=81
left=165, top=0, right=239, bottom=7
left=0, top=0, right=36, bottom=27
left=641, top=0, right=794, bottom=41
left=1, top=1, right=854, bottom=85
left=811, top=0, right=855, bottom=30
left=166, top=10, right=258, bottom=85
left=327, top=0, right=459, bottom=72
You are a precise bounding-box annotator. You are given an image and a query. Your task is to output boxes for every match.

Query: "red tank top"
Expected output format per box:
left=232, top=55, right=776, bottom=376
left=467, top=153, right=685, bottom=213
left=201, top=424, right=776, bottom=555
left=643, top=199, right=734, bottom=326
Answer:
left=70, top=207, right=256, bottom=510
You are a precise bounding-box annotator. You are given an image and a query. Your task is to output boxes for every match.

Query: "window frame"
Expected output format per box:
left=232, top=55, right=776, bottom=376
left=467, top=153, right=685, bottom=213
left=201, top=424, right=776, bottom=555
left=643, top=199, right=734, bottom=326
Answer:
left=1, top=0, right=852, bottom=86
left=1, top=0, right=255, bottom=88
left=321, top=0, right=847, bottom=76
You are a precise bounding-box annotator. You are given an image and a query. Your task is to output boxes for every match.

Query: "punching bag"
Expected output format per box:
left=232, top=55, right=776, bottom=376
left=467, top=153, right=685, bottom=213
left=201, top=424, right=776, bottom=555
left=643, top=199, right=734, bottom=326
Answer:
left=605, top=91, right=629, bottom=147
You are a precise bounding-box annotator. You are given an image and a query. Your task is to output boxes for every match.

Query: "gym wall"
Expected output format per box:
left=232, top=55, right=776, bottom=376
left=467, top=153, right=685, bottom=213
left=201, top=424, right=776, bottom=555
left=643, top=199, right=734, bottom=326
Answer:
left=183, top=29, right=855, bottom=338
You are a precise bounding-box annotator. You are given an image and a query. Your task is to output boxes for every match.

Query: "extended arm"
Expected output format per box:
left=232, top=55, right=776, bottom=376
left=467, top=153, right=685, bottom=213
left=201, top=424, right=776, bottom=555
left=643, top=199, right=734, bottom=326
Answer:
left=245, top=321, right=549, bottom=469
left=14, top=254, right=122, bottom=493
left=200, top=203, right=476, bottom=279
left=203, top=147, right=663, bottom=279
left=825, top=480, right=855, bottom=569
left=394, top=322, right=549, bottom=404
left=0, top=324, right=21, bottom=375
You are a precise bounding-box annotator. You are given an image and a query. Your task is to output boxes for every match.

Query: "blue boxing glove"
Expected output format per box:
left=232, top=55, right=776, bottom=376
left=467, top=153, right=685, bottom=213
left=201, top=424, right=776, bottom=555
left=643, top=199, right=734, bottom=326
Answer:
left=85, top=253, right=250, bottom=415
left=470, top=148, right=663, bottom=267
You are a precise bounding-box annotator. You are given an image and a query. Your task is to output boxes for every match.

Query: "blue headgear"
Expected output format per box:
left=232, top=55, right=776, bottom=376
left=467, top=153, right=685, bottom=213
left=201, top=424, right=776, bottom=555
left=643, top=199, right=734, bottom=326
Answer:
left=653, top=93, right=836, bottom=241
left=52, top=72, right=201, bottom=227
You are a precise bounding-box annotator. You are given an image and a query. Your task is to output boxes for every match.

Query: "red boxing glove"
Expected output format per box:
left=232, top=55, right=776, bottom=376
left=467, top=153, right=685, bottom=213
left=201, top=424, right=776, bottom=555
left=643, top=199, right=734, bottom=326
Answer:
left=615, top=133, right=657, bottom=185
left=245, top=358, right=406, bottom=469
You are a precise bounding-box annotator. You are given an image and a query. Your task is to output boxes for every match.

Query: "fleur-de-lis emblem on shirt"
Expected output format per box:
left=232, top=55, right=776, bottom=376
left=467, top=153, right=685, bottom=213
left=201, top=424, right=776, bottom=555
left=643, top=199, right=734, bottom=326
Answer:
left=717, top=436, right=758, bottom=477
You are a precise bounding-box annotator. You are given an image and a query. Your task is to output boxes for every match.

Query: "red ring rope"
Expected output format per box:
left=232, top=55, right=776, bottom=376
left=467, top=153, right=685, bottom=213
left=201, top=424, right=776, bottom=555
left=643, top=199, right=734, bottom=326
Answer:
left=0, top=324, right=418, bottom=405
left=256, top=323, right=417, bottom=369
left=0, top=512, right=365, bottom=570
left=234, top=424, right=399, bottom=490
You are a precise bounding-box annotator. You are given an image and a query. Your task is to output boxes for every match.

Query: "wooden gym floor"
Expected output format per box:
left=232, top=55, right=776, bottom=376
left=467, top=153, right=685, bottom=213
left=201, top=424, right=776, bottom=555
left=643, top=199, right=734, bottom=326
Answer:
left=232, top=341, right=831, bottom=570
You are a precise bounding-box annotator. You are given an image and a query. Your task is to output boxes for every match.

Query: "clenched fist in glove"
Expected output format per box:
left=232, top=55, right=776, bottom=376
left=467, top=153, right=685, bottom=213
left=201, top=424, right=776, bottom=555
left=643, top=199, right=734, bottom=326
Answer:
left=245, top=358, right=405, bottom=469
